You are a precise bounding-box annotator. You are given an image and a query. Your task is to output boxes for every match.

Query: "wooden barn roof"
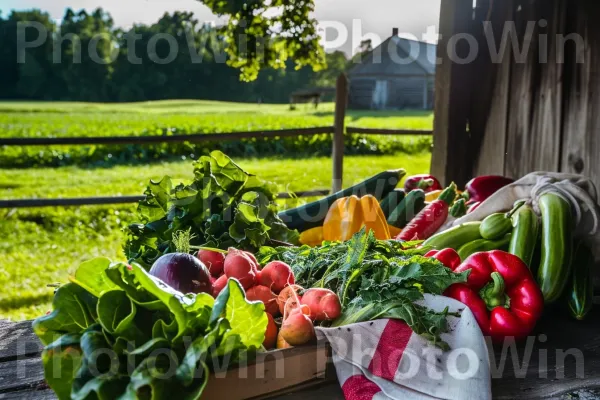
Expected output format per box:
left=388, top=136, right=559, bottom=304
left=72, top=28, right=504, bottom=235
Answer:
left=348, top=36, right=437, bottom=77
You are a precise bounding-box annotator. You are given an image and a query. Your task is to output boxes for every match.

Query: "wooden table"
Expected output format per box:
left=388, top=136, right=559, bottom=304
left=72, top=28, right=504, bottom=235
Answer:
left=2, top=309, right=600, bottom=399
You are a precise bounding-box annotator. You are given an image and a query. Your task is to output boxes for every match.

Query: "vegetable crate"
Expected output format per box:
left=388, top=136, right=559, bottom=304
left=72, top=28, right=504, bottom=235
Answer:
left=202, top=343, right=331, bottom=399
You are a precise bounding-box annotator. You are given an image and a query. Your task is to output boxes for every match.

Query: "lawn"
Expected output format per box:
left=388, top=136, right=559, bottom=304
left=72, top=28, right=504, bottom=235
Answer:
left=0, top=99, right=433, bottom=321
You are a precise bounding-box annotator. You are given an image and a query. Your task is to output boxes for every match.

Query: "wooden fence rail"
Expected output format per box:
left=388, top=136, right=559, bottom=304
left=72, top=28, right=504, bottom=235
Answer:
left=0, top=190, right=331, bottom=209
left=0, top=74, right=434, bottom=210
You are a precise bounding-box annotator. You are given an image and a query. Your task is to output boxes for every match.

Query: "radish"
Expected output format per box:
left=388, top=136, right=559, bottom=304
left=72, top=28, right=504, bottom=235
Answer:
left=246, top=285, right=279, bottom=316
left=212, top=275, right=228, bottom=297
left=280, top=309, right=315, bottom=346
left=259, top=261, right=295, bottom=294
left=277, top=285, right=304, bottom=315
left=197, top=249, right=226, bottom=277
left=245, top=251, right=260, bottom=273
left=149, top=253, right=212, bottom=294
left=263, top=313, right=278, bottom=350
left=224, top=248, right=257, bottom=290
left=301, top=288, right=342, bottom=321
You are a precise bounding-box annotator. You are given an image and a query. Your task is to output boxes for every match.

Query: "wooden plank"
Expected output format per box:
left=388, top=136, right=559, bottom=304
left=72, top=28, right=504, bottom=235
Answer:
left=504, top=0, right=566, bottom=178
left=527, top=0, right=566, bottom=174
left=3, top=313, right=600, bottom=399
left=331, top=74, right=348, bottom=193
left=0, top=321, right=43, bottom=361
left=0, top=190, right=331, bottom=209
left=471, top=0, right=514, bottom=177
left=561, top=0, right=600, bottom=193
left=430, top=0, right=475, bottom=187
left=0, top=127, right=334, bottom=147
left=345, top=127, right=432, bottom=136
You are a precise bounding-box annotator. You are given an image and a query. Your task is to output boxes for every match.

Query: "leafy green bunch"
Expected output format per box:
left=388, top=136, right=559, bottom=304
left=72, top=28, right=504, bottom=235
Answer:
left=258, top=230, right=469, bottom=349
left=125, top=150, right=299, bottom=269
left=33, top=257, right=267, bottom=400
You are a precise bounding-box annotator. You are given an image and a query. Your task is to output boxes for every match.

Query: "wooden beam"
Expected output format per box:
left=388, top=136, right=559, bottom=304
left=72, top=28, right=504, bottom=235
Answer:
left=345, top=127, right=432, bottom=136
left=430, top=0, right=475, bottom=187
left=332, top=74, right=348, bottom=193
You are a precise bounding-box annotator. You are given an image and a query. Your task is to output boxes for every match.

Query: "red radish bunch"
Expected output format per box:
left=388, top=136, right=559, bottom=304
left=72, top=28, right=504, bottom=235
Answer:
left=223, top=248, right=258, bottom=290
left=197, top=249, right=225, bottom=277
left=259, top=261, right=295, bottom=293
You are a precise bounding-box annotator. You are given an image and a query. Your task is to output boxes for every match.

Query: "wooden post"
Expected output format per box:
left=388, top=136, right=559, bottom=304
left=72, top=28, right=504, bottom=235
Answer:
left=332, top=74, right=348, bottom=193
left=430, top=0, right=475, bottom=187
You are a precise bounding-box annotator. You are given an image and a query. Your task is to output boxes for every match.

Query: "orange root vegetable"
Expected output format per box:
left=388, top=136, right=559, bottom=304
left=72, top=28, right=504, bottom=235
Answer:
left=263, top=313, right=278, bottom=350
left=224, top=248, right=257, bottom=290
left=280, top=311, right=316, bottom=346
left=212, top=275, right=228, bottom=298
left=277, top=285, right=304, bottom=315
left=259, top=261, right=295, bottom=294
left=283, top=300, right=310, bottom=322
left=276, top=331, right=293, bottom=349
left=301, top=288, right=342, bottom=321
left=246, top=285, right=279, bottom=316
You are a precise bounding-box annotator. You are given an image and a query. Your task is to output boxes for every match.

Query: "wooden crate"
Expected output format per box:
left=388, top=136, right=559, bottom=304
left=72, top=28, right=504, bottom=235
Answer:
left=202, top=342, right=334, bottom=400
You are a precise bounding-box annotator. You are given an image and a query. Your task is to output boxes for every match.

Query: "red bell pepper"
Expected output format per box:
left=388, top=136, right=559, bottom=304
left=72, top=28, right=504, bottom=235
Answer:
left=465, top=176, right=514, bottom=204
left=404, top=174, right=442, bottom=193
left=425, top=248, right=462, bottom=270
left=396, top=183, right=457, bottom=241
left=441, top=250, right=544, bottom=342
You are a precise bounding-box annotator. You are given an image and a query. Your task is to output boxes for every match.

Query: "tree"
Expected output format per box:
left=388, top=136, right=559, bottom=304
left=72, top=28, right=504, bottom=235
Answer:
left=199, top=0, right=326, bottom=81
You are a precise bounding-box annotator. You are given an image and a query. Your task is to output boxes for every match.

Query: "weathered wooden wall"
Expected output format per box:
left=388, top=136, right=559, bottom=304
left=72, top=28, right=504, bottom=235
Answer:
left=432, top=0, right=600, bottom=191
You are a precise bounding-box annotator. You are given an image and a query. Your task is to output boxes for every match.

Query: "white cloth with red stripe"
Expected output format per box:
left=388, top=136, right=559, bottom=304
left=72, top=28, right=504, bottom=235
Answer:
left=316, top=294, right=491, bottom=400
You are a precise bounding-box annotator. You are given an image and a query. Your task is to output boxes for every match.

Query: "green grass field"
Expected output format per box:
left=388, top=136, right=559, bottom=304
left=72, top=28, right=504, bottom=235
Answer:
left=0, top=100, right=433, bottom=321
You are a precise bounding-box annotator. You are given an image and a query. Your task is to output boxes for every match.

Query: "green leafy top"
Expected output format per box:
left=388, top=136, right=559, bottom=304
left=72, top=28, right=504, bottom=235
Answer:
left=125, top=150, right=299, bottom=269
left=258, top=229, right=469, bottom=349
left=33, top=257, right=267, bottom=400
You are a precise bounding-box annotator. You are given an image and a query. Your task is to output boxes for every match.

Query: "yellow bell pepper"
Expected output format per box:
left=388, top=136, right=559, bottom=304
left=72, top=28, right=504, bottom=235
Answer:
left=299, top=226, right=324, bottom=247
left=323, top=195, right=391, bottom=241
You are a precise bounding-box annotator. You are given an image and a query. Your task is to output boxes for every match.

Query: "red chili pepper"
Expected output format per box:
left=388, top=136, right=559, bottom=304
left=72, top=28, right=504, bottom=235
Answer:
left=444, top=250, right=544, bottom=342
left=404, top=174, right=442, bottom=193
left=396, top=183, right=456, bottom=241
left=425, top=248, right=462, bottom=270
left=465, top=176, right=514, bottom=204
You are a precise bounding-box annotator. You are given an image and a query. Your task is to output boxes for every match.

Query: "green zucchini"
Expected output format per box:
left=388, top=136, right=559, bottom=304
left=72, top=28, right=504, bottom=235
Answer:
left=380, top=189, right=406, bottom=218
left=480, top=213, right=512, bottom=240
left=537, top=193, right=573, bottom=304
left=387, top=189, right=426, bottom=228
left=278, top=169, right=406, bottom=232
left=423, top=221, right=482, bottom=250
left=508, top=204, right=539, bottom=268
left=457, top=234, right=512, bottom=261
left=567, top=241, right=594, bottom=320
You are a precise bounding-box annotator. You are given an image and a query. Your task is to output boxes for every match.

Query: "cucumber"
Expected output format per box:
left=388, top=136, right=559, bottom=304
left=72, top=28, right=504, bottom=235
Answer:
left=423, top=221, right=482, bottom=250
left=278, top=169, right=406, bottom=232
left=508, top=204, right=539, bottom=268
left=379, top=189, right=406, bottom=218
left=537, top=193, right=573, bottom=304
left=387, top=189, right=426, bottom=229
left=480, top=213, right=512, bottom=240
left=567, top=241, right=594, bottom=320
left=457, top=234, right=512, bottom=261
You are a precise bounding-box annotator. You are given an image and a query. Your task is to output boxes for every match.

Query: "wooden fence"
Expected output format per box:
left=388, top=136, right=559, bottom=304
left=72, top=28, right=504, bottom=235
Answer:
left=0, top=74, right=432, bottom=209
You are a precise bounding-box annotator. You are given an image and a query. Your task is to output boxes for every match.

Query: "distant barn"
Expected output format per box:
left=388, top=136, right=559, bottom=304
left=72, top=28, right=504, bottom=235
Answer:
left=348, top=29, right=437, bottom=110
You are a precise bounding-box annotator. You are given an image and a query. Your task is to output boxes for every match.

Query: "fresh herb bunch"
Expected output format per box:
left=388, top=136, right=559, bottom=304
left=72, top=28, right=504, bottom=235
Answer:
left=33, top=258, right=267, bottom=400
left=125, top=151, right=299, bottom=268
left=258, top=229, right=469, bottom=349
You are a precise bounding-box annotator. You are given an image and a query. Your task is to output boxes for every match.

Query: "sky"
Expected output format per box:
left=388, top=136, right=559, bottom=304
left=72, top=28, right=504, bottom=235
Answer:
left=0, top=0, right=442, bottom=54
